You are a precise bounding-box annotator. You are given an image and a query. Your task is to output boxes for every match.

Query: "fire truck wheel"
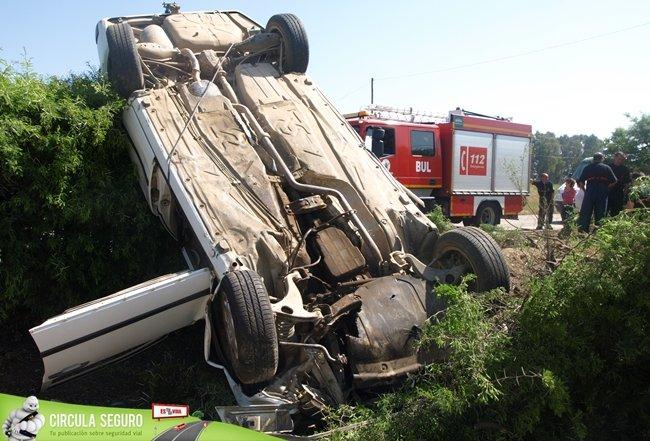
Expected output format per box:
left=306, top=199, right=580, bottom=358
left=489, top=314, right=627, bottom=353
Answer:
left=212, top=270, right=278, bottom=384
left=266, top=14, right=309, bottom=73
left=431, top=227, right=510, bottom=292
left=464, top=202, right=501, bottom=226
left=106, top=22, right=144, bottom=98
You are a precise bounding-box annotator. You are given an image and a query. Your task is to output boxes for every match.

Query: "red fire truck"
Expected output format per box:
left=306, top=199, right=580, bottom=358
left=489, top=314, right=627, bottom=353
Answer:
left=346, top=106, right=532, bottom=226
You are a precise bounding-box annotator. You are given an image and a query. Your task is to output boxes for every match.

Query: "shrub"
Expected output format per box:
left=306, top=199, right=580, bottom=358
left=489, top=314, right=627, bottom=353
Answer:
left=0, top=60, right=183, bottom=329
left=427, top=205, right=453, bottom=232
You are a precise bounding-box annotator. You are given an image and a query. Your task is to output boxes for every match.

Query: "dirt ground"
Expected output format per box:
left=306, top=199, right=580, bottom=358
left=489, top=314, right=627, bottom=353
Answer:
left=501, top=241, right=549, bottom=295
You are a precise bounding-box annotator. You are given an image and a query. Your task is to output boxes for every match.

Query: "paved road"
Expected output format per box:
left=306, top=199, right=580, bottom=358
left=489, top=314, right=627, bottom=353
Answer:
left=499, top=214, right=564, bottom=230
left=153, top=421, right=210, bottom=441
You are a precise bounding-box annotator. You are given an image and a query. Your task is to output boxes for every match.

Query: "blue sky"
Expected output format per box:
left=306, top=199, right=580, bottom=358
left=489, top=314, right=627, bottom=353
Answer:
left=1, top=0, right=648, bottom=137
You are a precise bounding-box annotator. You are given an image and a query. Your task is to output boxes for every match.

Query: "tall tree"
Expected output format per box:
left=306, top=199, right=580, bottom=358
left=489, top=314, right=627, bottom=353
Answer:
left=532, top=132, right=564, bottom=181
left=558, top=135, right=584, bottom=177
left=605, top=113, right=650, bottom=174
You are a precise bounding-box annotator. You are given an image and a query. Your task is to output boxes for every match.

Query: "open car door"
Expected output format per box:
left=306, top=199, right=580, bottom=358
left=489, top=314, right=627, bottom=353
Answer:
left=30, top=268, right=212, bottom=389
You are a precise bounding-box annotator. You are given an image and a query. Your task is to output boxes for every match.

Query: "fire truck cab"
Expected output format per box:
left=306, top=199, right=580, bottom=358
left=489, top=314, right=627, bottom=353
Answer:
left=347, top=106, right=532, bottom=226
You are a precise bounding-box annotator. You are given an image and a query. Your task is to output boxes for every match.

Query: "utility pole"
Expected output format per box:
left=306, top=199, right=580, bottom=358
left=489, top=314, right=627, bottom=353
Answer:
left=370, top=77, right=374, bottom=104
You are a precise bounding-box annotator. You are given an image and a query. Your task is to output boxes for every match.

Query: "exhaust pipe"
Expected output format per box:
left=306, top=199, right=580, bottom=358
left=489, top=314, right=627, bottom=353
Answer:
left=231, top=102, right=384, bottom=267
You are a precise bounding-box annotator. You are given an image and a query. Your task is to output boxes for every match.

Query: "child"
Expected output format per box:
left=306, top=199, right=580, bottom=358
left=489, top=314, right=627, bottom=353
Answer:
left=562, top=178, right=577, bottom=220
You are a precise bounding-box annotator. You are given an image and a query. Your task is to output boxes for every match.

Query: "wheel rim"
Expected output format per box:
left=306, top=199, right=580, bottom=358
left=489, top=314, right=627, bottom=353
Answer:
left=433, top=248, right=475, bottom=287
left=217, top=293, right=239, bottom=369
left=480, top=206, right=495, bottom=225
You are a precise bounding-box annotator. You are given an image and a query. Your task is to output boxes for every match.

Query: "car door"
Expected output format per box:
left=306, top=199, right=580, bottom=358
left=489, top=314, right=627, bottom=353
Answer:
left=30, top=268, right=212, bottom=389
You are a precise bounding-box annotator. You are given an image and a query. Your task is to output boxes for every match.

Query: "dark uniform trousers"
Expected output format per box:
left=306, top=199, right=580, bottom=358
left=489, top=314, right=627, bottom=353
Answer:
left=579, top=184, right=608, bottom=232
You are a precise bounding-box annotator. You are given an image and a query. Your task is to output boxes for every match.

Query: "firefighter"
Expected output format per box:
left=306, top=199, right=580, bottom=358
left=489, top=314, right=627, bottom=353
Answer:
left=531, top=173, right=554, bottom=229
left=607, top=151, right=631, bottom=216
left=577, top=152, right=617, bottom=232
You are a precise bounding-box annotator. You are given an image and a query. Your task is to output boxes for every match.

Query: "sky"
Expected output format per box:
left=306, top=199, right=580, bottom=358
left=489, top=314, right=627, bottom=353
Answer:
left=1, top=0, right=648, bottom=138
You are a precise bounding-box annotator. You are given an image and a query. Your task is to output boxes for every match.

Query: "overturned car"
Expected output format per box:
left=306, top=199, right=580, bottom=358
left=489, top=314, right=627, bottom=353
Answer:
left=30, top=5, right=510, bottom=433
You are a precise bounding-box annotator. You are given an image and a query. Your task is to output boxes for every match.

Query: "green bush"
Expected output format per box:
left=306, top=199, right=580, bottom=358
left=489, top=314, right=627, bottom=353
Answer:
left=509, top=210, right=650, bottom=438
left=629, top=175, right=650, bottom=206
left=427, top=205, right=453, bottom=232
left=330, top=211, right=650, bottom=440
left=0, top=61, right=183, bottom=329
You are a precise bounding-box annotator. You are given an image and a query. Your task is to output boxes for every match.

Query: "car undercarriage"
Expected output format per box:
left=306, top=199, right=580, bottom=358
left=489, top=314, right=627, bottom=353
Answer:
left=30, top=6, right=510, bottom=434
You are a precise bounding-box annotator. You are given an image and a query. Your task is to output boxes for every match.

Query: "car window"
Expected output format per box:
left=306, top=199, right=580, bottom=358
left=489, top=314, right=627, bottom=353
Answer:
left=411, top=130, right=434, bottom=156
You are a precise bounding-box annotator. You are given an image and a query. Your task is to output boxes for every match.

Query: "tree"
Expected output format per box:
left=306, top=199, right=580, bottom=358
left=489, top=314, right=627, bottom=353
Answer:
left=532, top=132, right=564, bottom=181
left=605, top=113, right=650, bottom=174
left=558, top=135, right=584, bottom=178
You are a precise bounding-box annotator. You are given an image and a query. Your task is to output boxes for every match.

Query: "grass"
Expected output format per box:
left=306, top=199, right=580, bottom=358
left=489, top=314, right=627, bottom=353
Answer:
left=524, top=182, right=563, bottom=215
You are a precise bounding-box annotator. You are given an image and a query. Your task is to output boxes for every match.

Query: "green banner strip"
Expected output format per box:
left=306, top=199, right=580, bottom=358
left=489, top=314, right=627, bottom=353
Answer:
left=0, top=393, right=275, bottom=440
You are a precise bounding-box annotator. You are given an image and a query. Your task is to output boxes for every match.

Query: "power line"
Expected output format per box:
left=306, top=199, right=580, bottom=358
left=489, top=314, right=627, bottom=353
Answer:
left=374, top=20, right=650, bottom=81
left=338, top=82, right=368, bottom=101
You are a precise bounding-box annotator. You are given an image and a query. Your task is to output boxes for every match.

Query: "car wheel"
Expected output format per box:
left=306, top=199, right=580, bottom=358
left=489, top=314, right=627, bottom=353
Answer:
left=431, top=227, right=510, bottom=292
left=212, top=270, right=278, bottom=384
left=106, top=22, right=144, bottom=98
left=266, top=14, right=309, bottom=73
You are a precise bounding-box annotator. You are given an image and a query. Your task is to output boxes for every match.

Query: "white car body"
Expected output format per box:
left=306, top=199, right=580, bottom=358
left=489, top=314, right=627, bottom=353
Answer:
left=30, top=6, right=510, bottom=434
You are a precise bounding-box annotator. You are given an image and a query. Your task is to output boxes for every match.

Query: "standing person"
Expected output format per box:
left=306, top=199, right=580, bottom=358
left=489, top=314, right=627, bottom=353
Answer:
left=531, top=173, right=554, bottom=229
left=562, top=178, right=577, bottom=221
left=607, top=151, right=631, bottom=216
left=554, top=179, right=567, bottom=220
left=577, top=152, right=617, bottom=232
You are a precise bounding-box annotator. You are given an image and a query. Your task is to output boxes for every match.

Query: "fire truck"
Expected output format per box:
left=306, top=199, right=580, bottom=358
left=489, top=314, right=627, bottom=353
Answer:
left=346, top=106, right=532, bottom=225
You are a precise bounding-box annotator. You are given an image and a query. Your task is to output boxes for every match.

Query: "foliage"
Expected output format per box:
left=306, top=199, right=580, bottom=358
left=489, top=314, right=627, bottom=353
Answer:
left=136, top=351, right=234, bottom=420
left=531, top=113, right=650, bottom=182
left=532, top=132, right=605, bottom=182
left=0, top=60, right=183, bottom=328
left=330, top=211, right=650, bottom=440
left=629, top=175, right=650, bottom=206
left=532, top=131, right=564, bottom=182
left=479, top=224, right=528, bottom=248
left=606, top=113, right=650, bottom=174
left=328, top=280, right=516, bottom=441
left=427, top=204, right=453, bottom=232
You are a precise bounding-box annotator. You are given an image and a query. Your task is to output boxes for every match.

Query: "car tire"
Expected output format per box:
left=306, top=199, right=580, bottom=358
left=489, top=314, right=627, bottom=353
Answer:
left=106, top=22, right=144, bottom=98
left=212, top=270, right=278, bottom=384
left=432, top=227, right=510, bottom=292
left=266, top=14, right=309, bottom=73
